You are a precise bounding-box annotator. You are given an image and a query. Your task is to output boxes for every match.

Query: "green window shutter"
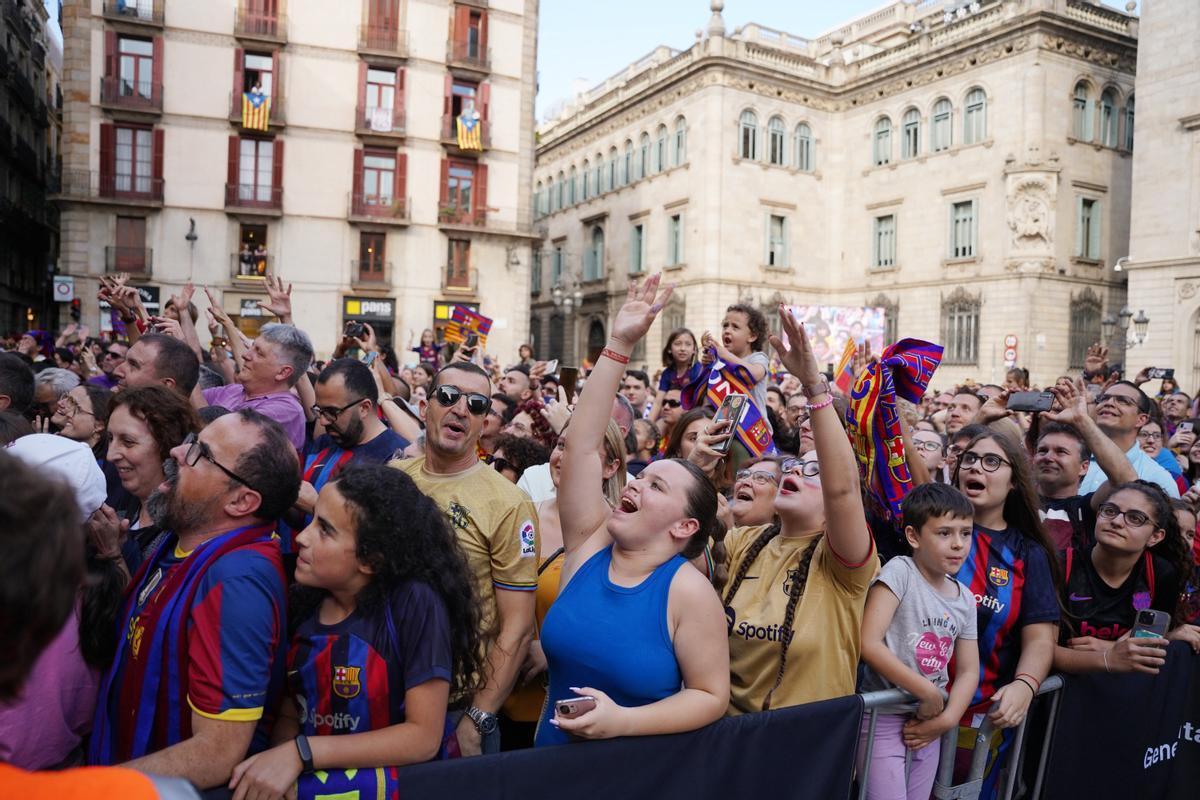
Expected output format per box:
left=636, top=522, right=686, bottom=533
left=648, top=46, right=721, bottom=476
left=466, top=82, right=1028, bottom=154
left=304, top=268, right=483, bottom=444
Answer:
left=1074, top=197, right=1085, bottom=257
left=1089, top=200, right=1102, bottom=260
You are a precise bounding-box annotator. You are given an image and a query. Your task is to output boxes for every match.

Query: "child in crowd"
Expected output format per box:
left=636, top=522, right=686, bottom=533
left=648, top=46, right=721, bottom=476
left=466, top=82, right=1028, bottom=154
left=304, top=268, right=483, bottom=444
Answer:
left=650, top=328, right=702, bottom=422
left=229, top=465, right=483, bottom=799
left=411, top=329, right=442, bottom=370
left=701, top=305, right=770, bottom=421
left=859, top=483, right=980, bottom=800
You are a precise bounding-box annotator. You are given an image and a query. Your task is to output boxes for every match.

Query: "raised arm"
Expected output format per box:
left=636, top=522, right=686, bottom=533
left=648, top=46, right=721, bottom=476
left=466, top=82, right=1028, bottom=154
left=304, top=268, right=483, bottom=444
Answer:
left=770, top=306, right=871, bottom=565
left=559, top=275, right=672, bottom=558
left=1041, top=377, right=1136, bottom=498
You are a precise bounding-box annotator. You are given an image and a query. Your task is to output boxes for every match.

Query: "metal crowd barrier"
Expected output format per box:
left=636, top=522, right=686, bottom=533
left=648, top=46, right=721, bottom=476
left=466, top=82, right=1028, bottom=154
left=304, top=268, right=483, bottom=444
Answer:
left=856, top=675, right=1065, bottom=800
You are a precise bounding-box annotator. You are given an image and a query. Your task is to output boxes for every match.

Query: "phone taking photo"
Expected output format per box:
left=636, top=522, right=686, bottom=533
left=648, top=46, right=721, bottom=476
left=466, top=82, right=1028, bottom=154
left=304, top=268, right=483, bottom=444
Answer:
left=1006, top=391, right=1054, bottom=413
left=1148, top=367, right=1175, bottom=381
left=559, top=366, right=579, bottom=400
left=710, top=393, right=748, bottom=455
left=464, top=331, right=479, bottom=349
left=544, top=358, right=559, bottom=375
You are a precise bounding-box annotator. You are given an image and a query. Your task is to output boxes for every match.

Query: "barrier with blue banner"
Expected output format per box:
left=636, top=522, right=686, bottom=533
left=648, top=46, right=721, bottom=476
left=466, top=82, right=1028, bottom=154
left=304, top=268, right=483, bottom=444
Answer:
left=396, top=694, right=863, bottom=800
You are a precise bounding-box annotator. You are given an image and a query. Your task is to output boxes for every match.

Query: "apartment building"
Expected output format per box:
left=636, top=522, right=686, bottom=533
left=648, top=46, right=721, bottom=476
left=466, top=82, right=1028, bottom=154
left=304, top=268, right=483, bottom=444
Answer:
left=531, top=0, right=1137, bottom=387
left=55, top=0, right=539, bottom=357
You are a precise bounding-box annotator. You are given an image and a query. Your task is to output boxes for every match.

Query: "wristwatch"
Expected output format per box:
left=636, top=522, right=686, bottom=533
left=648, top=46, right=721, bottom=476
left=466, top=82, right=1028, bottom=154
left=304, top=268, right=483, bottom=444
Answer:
left=294, top=734, right=314, bottom=773
left=466, top=706, right=499, bottom=736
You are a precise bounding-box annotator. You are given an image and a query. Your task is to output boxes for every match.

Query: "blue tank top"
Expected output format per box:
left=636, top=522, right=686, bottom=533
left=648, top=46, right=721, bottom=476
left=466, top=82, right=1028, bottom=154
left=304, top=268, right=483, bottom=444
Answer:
left=535, top=545, right=686, bottom=746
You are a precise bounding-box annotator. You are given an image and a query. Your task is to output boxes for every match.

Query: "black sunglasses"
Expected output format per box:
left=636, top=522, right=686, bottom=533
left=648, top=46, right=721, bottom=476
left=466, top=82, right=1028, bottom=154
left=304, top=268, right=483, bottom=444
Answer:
left=310, top=398, right=364, bottom=421
left=487, top=455, right=522, bottom=478
left=662, top=399, right=682, bottom=409
left=435, top=384, right=492, bottom=416
left=181, top=433, right=260, bottom=494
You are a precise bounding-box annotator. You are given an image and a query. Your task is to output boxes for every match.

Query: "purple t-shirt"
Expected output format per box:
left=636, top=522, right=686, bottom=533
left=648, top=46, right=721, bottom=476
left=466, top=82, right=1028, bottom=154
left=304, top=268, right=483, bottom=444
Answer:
left=202, top=384, right=305, bottom=450
left=88, top=373, right=119, bottom=391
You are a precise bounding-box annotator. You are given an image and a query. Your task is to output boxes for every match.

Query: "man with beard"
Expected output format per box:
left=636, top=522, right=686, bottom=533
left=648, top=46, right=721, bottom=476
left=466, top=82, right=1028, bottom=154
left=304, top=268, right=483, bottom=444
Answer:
left=89, top=410, right=300, bottom=791
left=392, top=362, right=536, bottom=756
left=281, top=359, right=407, bottom=550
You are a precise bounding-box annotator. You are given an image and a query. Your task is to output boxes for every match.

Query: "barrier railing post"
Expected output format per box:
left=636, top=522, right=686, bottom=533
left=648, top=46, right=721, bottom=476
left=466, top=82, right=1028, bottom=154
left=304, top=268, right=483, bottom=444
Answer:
left=1029, top=676, right=1064, bottom=800
left=857, top=708, right=878, bottom=800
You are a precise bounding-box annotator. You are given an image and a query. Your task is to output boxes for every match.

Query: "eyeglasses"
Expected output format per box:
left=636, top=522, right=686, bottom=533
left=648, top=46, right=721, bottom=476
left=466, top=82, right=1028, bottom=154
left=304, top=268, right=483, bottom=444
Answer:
left=310, top=398, right=364, bottom=421
left=434, top=384, right=492, bottom=416
left=181, top=433, right=260, bottom=494
left=1096, top=393, right=1140, bottom=410
left=959, top=451, right=1012, bottom=473
left=913, top=439, right=943, bottom=452
left=781, top=458, right=821, bottom=477
left=1137, top=430, right=1163, bottom=441
left=662, top=399, right=682, bottom=409
left=59, top=396, right=94, bottom=419
left=102, top=351, right=124, bottom=361
left=487, top=455, right=522, bottom=478
left=1097, top=502, right=1153, bottom=529
left=735, top=469, right=780, bottom=486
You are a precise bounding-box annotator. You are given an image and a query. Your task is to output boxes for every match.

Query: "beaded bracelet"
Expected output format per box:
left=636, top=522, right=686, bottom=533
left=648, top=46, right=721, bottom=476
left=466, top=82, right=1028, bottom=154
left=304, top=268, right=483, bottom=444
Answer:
left=808, top=393, right=835, bottom=412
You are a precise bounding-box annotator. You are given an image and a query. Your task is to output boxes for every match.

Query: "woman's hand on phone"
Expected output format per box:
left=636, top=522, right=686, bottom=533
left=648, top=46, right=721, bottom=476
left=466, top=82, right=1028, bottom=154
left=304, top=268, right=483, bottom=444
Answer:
left=1106, top=634, right=1169, bottom=674
left=550, top=687, right=627, bottom=739
left=687, top=419, right=733, bottom=474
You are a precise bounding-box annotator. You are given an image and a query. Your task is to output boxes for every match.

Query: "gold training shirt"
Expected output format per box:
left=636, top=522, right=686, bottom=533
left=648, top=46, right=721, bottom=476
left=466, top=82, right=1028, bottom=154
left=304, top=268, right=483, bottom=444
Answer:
left=723, top=525, right=878, bottom=715
left=392, top=456, right=539, bottom=633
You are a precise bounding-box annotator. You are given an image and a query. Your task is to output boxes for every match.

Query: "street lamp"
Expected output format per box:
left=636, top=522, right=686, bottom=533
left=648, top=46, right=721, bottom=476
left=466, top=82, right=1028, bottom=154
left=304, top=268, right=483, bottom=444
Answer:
left=551, top=274, right=585, bottom=362
left=1101, top=313, right=1116, bottom=342
left=1132, top=310, right=1150, bottom=344
left=1103, top=306, right=1151, bottom=350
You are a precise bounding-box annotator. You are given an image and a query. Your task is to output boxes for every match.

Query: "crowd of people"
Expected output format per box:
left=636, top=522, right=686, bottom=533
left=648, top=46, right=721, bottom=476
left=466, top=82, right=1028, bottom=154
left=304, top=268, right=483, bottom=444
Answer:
left=1, top=270, right=1198, bottom=800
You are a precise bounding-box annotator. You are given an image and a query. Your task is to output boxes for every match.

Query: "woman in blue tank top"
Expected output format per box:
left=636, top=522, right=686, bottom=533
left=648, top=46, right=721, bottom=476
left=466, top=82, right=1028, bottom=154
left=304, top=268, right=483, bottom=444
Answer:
left=536, top=275, right=729, bottom=747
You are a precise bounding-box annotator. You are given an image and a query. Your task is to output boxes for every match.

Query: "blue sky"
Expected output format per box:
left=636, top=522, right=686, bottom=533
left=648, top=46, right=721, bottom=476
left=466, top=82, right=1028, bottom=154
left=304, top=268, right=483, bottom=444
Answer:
left=535, top=0, right=1139, bottom=121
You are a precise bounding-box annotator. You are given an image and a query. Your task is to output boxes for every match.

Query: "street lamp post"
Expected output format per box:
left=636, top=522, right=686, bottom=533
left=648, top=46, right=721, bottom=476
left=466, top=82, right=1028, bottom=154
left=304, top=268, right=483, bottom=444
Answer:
left=551, top=273, right=584, bottom=363
left=1101, top=306, right=1150, bottom=366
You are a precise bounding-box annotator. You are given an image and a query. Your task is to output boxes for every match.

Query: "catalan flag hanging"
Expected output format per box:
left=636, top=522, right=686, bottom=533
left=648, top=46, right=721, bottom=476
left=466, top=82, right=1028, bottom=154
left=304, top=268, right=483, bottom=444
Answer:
left=833, top=338, right=858, bottom=394
left=456, top=107, right=483, bottom=151
left=443, top=305, right=493, bottom=347
left=242, top=91, right=271, bottom=132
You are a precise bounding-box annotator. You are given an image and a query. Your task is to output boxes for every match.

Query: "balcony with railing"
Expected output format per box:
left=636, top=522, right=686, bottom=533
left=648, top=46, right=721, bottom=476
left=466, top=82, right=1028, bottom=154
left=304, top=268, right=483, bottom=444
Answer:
left=351, top=259, right=391, bottom=289
left=349, top=193, right=409, bottom=225
left=235, top=5, right=287, bottom=44
left=100, top=76, right=163, bottom=113
left=457, top=0, right=488, bottom=7
left=105, top=246, right=153, bottom=277
left=442, top=265, right=477, bottom=294
left=230, top=252, right=273, bottom=282
left=57, top=170, right=165, bottom=205
left=437, top=205, right=487, bottom=228
left=229, top=91, right=286, bottom=128
left=357, top=24, right=408, bottom=60
left=447, top=41, right=491, bottom=73
left=440, top=114, right=490, bottom=151
left=101, top=0, right=165, bottom=27
left=354, top=104, right=405, bottom=138
left=224, top=182, right=282, bottom=214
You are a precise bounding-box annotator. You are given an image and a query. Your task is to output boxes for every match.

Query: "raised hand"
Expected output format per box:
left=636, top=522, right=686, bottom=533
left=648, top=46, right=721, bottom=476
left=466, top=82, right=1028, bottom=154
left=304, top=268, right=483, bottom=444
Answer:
left=768, top=305, right=822, bottom=387
left=610, top=274, right=672, bottom=349
left=1042, top=377, right=1089, bottom=426
left=975, top=388, right=1014, bottom=424
left=1084, top=342, right=1109, bottom=376
left=258, top=273, right=293, bottom=322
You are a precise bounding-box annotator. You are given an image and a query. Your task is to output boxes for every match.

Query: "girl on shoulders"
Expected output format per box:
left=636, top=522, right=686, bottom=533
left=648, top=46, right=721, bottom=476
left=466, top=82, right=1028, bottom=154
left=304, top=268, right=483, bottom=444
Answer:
left=649, top=328, right=702, bottom=422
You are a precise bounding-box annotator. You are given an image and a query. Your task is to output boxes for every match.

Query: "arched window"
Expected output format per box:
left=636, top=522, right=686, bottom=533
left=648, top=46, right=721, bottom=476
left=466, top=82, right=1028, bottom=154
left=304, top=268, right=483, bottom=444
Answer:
left=1073, top=82, right=1093, bottom=141
left=794, top=123, right=813, bottom=172
left=622, top=140, right=633, bottom=186
left=605, top=147, right=617, bottom=192
left=580, top=160, right=590, bottom=200
left=586, top=319, right=607, bottom=365
left=638, top=132, right=650, bottom=180
left=931, top=98, right=952, bottom=152
left=739, top=110, right=758, bottom=160
left=546, top=177, right=556, bottom=213
left=534, top=180, right=543, bottom=217
left=1100, top=89, right=1118, bottom=147
left=767, top=116, right=786, bottom=165
left=568, top=166, right=577, bottom=205
left=592, top=155, right=603, bottom=196
left=963, top=87, right=986, bottom=144
left=584, top=225, right=605, bottom=281
left=1124, top=94, right=1135, bottom=151
left=673, top=116, right=687, bottom=165
left=655, top=124, right=668, bottom=171
left=873, top=117, right=892, bottom=166
left=902, top=108, right=920, bottom=159
left=556, top=171, right=565, bottom=210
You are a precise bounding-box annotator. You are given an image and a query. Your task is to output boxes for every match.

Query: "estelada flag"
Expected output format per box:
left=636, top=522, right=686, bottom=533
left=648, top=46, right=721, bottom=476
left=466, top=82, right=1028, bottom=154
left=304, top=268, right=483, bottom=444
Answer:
left=444, top=305, right=493, bottom=347
left=242, top=92, right=271, bottom=132
left=833, top=338, right=858, bottom=393
left=456, top=109, right=483, bottom=151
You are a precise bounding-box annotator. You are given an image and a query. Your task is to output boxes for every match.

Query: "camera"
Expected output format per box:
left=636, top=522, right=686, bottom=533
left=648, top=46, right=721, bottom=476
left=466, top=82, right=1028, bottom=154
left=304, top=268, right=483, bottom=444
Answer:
left=344, top=321, right=365, bottom=340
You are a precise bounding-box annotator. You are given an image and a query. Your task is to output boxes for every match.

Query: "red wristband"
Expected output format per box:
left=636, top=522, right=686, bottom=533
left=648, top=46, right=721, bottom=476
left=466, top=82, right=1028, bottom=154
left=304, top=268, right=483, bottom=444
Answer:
left=600, top=347, right=630, bottom=365
left=1015, top=672, right=1041, bottom=690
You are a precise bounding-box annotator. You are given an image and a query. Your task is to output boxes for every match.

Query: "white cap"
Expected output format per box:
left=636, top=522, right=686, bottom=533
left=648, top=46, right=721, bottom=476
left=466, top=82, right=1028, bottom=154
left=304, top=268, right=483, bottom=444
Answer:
left=6, top=434, right=107, bottom=519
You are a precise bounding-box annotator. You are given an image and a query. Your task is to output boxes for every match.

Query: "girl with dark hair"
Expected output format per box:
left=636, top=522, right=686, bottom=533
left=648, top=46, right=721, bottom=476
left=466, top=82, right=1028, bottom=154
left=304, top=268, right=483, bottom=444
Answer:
left=662, top=406, right=715, bottom=461
left=721, top=306, right=877, bottom=714
left=1053, top=480, right=1189, bottom=673
left=951, top=430, right=1061, bottom=799
left=410, top=329, right=443, bottom=370
left=51, top=383, right=112, bottom=458
left=536, top=275, right=728, bottom=746
left=649, top=327, right=702, bottom=422
left=229, top=464, right=484, bottom=798
left=1171, top=498, right=1200, bottom=629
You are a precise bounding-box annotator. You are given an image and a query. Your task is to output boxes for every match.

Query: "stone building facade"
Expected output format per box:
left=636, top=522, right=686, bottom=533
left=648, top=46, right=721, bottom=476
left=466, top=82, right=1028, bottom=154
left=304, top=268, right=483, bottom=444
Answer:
left=54, top=0, right=539, bottom=358
left=1125, top=0, right=1200, bottom=394
left=531, top=0, right=1138, bottom=388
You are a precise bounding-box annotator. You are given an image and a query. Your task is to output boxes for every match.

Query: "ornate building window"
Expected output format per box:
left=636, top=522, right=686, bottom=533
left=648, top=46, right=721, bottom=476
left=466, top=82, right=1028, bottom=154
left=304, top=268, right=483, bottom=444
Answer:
left=638, top=132, right=649, bottom=180
left=1100, top=89, right=1119, bottom=148
left=622, top=140, right=633, bottom=186
left=580, top=160, right=590, bottom=200
left=673, top=116, right=687, bottom=165
left=941, top=288, right=980, bottom=366
left=1073, top=82, right=1093, bottom=141
left=902, top=108, right=920, bottom=159
left=963, top=88, right=986, bottom=144
left=873, top=117, right=892, bottom=166
left=605, top=147, right=617, bottom=192
left=1068, top=290, right=1102, bottom=368
left=873, top=215, right=896, bottom=269
left=1075, top=197, right=1102, bottom=260
left=767, top=116, right=786, bottom=166
left=1124, top=95, right=1135, bottom=151
left=869, top=294, right=899, bottom=347
left=584, top=225, right=605, bottom=281
left=567, top=166, right=577, bottom=205
left=556, top=171, right=565, bottom=210
left=655, top=124, right=668, bottom=171
left=739, top=110, right=759, bottom=160
left=794, top=123, right=813, bottom=171
left=932, top=99, right=952, bottom=152
left=949, top=199, right=978, bottom=259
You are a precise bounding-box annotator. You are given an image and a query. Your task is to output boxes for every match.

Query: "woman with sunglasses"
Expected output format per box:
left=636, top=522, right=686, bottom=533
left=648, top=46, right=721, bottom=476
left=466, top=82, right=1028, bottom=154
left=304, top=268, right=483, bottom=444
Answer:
left=950, top=431, right=1060, bottom=799
left=1053, top=481, right=1186, bottom=676
left=721, top=307, right=877, bottom=715
left=536, top=275, right=728, bottom=746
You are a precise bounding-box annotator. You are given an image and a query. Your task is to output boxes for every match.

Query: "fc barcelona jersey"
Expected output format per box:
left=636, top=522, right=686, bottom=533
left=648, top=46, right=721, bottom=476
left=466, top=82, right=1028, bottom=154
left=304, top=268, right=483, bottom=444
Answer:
left=288, top=581, right=453, bottom=738
left=953, top=525, right=1059, bottom=717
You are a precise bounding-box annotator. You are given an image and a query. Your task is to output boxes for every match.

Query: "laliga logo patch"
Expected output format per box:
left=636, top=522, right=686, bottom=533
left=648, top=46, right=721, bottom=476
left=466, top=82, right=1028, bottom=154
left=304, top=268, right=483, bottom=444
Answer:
left=988, top=566, right=1010, bottom=587
left=333, top=665, right=362, bottom=699
left=519, top=520, right=536, bottom=558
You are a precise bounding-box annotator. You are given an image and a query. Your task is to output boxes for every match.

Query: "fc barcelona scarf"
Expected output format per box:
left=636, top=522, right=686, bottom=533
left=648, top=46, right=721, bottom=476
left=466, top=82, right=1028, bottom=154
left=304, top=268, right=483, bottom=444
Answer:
left=682, top=350, right=776, bottom=457
left=846, top=339, right=943, bottom=524
left=89, top=523, right=280, bottom=765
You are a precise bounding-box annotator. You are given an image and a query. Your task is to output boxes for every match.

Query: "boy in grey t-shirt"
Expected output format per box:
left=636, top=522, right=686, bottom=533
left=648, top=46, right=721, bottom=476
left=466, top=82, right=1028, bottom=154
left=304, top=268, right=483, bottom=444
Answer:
left=857, top=484, right=981, bottom=800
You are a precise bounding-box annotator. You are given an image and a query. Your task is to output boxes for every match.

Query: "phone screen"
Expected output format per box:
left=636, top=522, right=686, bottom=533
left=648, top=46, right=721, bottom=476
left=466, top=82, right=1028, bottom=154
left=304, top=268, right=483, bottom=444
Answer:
left=559, top=367, right=579, bottom=400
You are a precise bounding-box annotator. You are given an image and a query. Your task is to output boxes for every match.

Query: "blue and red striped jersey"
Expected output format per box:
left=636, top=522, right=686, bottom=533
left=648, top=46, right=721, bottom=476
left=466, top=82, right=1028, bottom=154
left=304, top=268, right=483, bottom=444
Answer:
left=953, top=525, right=1059, bottom=717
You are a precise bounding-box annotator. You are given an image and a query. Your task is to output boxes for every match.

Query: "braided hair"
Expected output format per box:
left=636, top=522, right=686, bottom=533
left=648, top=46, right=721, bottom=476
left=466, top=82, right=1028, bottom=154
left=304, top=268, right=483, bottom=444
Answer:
left=721, top=521, right=821, bottom=711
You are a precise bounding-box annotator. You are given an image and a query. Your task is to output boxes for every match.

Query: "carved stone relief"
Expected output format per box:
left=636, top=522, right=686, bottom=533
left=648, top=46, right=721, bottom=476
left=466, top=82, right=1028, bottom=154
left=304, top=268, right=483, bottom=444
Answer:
left=1004, top=171, right=1058, bottom=273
